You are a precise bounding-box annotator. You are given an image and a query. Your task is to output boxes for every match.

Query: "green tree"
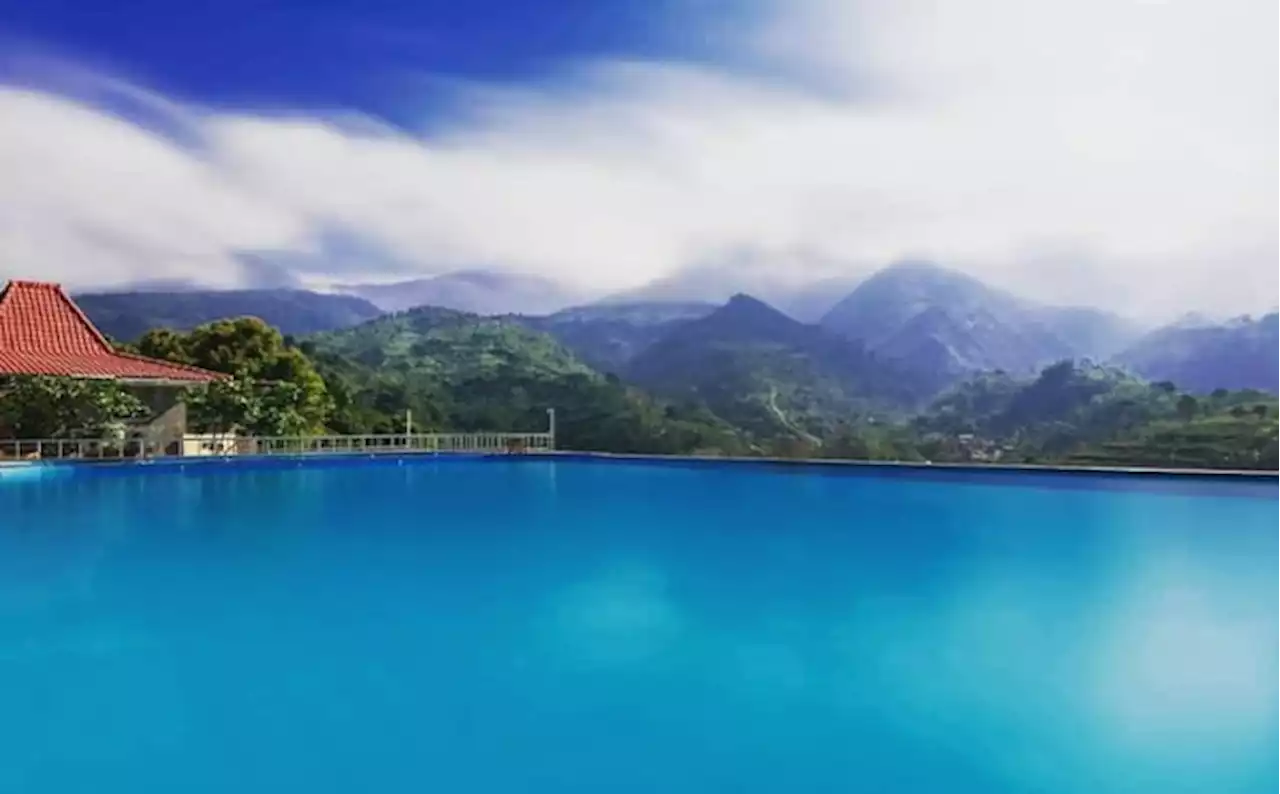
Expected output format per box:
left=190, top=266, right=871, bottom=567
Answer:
left=134, top=327, right=191, bottom=364
left=182, top=377, right=255, bottom=435
left=0, top=376, right=147, bottom=439
left=1176, top=394, right=1199, bottom=421
left=140, top=317, right=333, bottom=433
left=184, top=377, right=313, bottom=436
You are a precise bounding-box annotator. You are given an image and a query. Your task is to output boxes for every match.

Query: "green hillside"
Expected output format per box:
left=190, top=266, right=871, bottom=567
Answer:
left=310, top=305, right=595, bottom=382
left=916, top=362, right=1278, bottom=469
left=625, top=294, right=925, bottom=441
left=304, top=307, right=749, bottom=455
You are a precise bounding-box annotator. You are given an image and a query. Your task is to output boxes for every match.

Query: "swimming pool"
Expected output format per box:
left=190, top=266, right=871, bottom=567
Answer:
left=2, top=457, right=1276, bottom=793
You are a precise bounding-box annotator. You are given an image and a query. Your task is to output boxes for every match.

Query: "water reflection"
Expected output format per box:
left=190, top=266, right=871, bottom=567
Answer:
left=525, top=476, right=1277, bottom=791
left=1089, top=560, right=1276, bottom=746
left=543, top=558, right=685, bottom=668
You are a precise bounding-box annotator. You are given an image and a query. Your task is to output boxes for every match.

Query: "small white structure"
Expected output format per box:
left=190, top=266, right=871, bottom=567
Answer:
left=182, top=434, right=241, bottom=456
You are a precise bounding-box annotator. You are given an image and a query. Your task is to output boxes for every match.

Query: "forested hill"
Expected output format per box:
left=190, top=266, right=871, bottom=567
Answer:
left=303, top=306, right=750, bottom=455
left=915, top=362, right=1277, bottom=469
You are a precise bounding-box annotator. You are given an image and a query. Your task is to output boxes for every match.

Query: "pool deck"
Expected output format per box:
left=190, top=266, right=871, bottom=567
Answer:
left=2, top=448, right=1276, bottom=481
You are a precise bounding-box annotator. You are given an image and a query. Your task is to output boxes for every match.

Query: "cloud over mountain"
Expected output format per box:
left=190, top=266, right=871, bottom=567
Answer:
left=1, top=0, right=1274, bottom=321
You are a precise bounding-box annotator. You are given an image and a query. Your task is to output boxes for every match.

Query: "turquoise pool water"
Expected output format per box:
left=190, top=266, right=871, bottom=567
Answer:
left=1, top=458, right=1276, bottom=793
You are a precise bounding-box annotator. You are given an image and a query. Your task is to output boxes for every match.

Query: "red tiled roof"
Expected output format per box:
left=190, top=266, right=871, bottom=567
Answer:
left=0, top=280, right=224, bottom=382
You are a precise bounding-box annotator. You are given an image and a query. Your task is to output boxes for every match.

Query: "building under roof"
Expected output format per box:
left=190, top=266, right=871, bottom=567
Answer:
left=0, top=280, right=221, bottom=384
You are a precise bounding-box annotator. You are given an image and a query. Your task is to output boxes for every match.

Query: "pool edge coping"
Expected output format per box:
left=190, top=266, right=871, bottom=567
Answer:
left=3, top=449, right=1276, bottom=482
left=543, top=451, right=1280, bottom=480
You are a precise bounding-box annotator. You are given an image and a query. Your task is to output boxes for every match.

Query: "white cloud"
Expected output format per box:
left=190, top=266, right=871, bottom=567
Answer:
left=0, top=0, right=1275, bottom=319
left=0, top=88, right=309, bottom=289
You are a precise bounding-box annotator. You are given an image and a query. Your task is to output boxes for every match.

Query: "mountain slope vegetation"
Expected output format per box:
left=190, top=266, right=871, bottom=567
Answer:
left=625, top=294, right=924, bottom=439
left=304, top=307, right=748, bottom=454
left=918, top=361, right=1277, bottom=468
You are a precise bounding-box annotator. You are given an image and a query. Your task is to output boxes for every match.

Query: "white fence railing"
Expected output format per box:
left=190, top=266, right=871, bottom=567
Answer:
left=0, top=431, right=554, bottom=463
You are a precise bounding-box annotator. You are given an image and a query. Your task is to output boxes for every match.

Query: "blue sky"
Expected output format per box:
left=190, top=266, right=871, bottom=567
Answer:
left=0, top=0, right=1275, bottom=319
left=0, top=0, right=745, bottom=120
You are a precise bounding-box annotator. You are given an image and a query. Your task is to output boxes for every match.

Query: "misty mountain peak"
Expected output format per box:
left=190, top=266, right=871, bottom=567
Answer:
left=724, top=292, right=774, bottom=311
left=712, top=293, right=800, bottom=333
left=818, top=261, right=1083, bottom=380
left=336, top=270, right=586, bottom=315
left=879, top=259, right=953, bottom=278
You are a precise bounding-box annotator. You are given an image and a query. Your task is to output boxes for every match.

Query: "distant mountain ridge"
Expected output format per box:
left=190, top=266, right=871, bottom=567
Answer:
left=67, top=261, right=1275, bottom=400
left=1115, top=312, right=1279, bottom=393
left=75, top=289, right=384, bottom=341
left=506, top=264, right=1150, bottom=398
left=599, top=269, right=860, bottom=323
left=335, top=270, right=587, bottom=315
left=511, top=301, right=717, bottom=374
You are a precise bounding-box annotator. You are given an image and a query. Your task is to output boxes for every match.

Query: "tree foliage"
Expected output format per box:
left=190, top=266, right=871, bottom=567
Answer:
left=307, top=306, right=750, bottom=454
left=181, top=377, right=314, bottom=436
left=0, top=376, right=148, bottom=439
left=137, top=317, right=332, bottom=434
left=913, top=362, right=1277, bottom=469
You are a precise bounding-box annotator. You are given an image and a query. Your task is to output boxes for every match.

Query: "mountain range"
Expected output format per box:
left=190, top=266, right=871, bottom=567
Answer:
left=68, top=262, right=1276, bottom=399
left=515, top=263, right=1158, bottom=398
left=75, top=289, right=384, bottom=340
left=295, top=294, right=1275, bottom=467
